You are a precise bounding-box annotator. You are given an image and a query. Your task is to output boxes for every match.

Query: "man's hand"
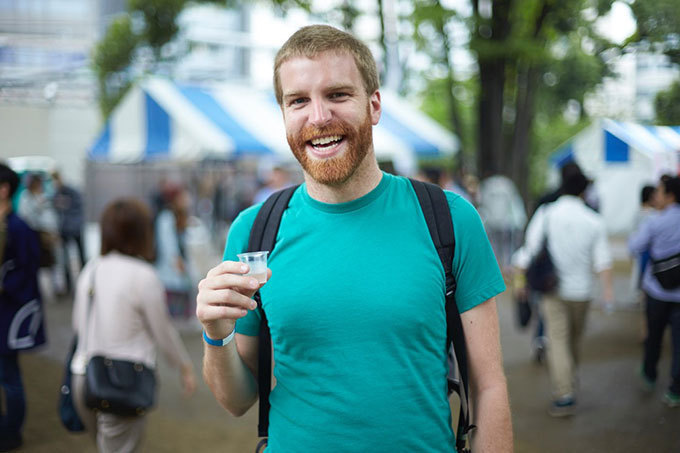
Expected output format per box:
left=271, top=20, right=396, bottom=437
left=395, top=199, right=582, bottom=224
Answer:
left=195, top=260, right=271, bottom=339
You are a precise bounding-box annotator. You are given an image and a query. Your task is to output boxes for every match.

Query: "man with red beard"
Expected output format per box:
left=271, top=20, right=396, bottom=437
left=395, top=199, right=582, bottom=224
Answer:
left=196, top=25, right=512, bottom=452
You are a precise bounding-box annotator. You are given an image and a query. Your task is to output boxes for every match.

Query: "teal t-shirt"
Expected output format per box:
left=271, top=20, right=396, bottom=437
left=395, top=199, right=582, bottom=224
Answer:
left=224, top=173, right=505, bottom=452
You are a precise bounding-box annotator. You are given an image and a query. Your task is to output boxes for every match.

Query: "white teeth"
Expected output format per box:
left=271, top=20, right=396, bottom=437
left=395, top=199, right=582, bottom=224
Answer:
left=311, top=135, right=341, bottom=146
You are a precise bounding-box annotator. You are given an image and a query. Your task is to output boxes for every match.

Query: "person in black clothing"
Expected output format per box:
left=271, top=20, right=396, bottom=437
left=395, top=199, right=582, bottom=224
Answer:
left=0, top=163, right=47, bottom=451
left=51, top=171, right=85, bottom=294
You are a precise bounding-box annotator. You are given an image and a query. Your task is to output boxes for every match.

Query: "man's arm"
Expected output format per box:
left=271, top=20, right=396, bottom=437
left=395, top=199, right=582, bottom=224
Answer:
left=202, top=332, right=259, bottom=416
left=461, top=297, right=513, bottom=452
left=628, top=216, right=652, bottom=255
left=196, top=261, right=270, bottom=416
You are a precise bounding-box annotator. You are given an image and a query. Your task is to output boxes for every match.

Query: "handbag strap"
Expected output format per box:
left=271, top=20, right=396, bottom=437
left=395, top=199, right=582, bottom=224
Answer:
left=540, top=204, right=552, bottom=249
left=80, top=262, right=98, bottom=354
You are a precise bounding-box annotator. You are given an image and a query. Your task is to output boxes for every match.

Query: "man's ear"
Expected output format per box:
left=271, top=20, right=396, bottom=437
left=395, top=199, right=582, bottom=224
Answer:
left=369, top=91, right=381, bottom=126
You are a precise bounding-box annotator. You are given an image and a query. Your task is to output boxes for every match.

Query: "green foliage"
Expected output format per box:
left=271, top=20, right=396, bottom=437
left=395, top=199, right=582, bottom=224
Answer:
left=655, top=80, right=680, bottom=125
left=93, top=0, right=309, bottom=117
left=630, top=0, right=680, bottom=64
left=128, top=0, right=185, bottom=55
left=419, top=77, right=477, bottom=165
left=93, top=16, right=138, bottom=77
left=92, top=16, right=138, bottom=117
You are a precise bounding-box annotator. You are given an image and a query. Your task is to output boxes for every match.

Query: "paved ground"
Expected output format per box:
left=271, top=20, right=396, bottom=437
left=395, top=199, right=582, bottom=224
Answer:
left=12, top=264, right=680, bottom=452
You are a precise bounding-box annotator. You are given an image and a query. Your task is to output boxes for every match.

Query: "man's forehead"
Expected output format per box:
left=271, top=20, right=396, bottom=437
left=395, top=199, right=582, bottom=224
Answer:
left=283, top=48, right=357, bottom=68
left=279, top=51, right=362, bottom=95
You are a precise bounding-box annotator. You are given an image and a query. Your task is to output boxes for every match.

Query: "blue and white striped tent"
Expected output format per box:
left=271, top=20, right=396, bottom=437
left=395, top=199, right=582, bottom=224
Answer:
left=549, top=118, right=680, bottom=233
left=88, top=77, right=458, bottom=175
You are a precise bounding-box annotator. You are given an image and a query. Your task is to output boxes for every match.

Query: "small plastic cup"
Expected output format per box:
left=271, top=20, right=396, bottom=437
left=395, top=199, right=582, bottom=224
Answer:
left=236, top=251, right=269, bottom=284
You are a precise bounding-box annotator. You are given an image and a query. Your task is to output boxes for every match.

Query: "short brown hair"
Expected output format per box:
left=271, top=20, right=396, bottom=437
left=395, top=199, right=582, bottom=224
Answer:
left=100, top=198, right=154, bottom=261
left=273, top=25, right=379, bottom=105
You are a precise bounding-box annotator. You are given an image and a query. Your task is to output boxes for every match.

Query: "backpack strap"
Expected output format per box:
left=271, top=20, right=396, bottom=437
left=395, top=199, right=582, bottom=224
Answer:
left=409, top=178, right=474, bottom=452
left=246, top=185, right=299, bottom=442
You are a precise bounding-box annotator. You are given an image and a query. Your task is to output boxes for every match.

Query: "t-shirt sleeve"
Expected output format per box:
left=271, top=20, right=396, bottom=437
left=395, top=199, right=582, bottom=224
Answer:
left=447, top=193, right=506, bottom=313
left=222, top=204, right=263, bottom=337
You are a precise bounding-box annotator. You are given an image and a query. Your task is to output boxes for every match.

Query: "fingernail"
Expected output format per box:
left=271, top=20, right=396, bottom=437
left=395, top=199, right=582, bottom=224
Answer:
left=241, top=264, right=248, bottom=272
left=250, top=301, right=257, bottom=310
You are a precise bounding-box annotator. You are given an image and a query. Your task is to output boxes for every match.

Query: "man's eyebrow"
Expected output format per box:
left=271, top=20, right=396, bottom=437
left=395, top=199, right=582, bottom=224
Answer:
left=326, top=84, right=356, bottom=93
left=282, top=91, right=306, bottom=101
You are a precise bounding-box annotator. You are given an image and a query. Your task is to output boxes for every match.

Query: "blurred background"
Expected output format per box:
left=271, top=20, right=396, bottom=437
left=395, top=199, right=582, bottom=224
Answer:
left=1, top=0, right=680, bottom=451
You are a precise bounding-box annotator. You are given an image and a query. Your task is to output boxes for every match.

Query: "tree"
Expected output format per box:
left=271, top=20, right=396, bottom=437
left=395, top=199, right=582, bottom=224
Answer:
left=407, top=0, right=615, bottom=201
left=470, top=0, right=616, bottom=200
left=629, top=0, right=680, bottom=65
left=92, top=0, right=310, bottom=117
left=655, top=81, right=680, bottom=125
left=411, top=1, right=468, bottom=170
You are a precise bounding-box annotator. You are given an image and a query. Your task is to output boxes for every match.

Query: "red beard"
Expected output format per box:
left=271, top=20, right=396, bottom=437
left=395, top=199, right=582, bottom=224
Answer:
left=287, top=106, right=373, bottom=186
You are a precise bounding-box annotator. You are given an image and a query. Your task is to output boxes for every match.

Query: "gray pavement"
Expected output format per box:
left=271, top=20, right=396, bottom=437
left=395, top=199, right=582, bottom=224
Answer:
left=14, top=264, right=680, bottom=452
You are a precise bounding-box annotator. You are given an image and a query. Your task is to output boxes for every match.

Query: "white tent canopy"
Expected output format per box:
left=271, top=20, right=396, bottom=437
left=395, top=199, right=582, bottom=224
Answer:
left=89, top=77, right=459, bottom=176
left=550, top=118, right=680, bottom=233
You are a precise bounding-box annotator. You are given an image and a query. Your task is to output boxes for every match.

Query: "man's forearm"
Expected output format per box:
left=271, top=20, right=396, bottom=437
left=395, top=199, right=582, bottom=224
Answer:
left=471, top=382, right=513, bottom=452
left=203, top=340, right=258, bottom=417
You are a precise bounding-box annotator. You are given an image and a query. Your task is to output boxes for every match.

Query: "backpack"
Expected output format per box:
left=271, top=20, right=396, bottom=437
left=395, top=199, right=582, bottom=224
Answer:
left=247, top=178, right=474, bottom=453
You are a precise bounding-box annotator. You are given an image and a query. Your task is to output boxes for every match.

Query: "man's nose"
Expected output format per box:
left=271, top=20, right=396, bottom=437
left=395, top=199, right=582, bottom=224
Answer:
left=309, top=98, right=331, bottom=127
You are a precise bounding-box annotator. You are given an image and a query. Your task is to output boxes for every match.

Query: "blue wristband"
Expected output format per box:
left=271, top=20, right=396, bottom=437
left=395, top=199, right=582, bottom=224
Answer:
left=203, top=329, right=236, bottom=347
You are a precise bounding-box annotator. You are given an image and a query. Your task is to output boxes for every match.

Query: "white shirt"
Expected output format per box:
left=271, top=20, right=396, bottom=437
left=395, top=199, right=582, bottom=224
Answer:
left=513, top=195, right=612, bottom=301
left=71, top=252, right=191, bottom=374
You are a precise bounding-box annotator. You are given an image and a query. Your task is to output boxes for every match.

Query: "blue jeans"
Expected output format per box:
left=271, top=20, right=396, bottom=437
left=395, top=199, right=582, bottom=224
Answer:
left=0, top=352, right=25, bottom=436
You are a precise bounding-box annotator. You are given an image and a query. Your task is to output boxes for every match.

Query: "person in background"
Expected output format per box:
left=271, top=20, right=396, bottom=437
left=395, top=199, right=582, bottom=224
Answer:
left=517, top=161, right=596, bottom=364
left=17, top=173, right=59, bottom=267
left=514, top=172, right=613, bottom=417
left=253, top=166, right=293, bottom=204
left=155, top=186, right=195, bottom=319
left=0, top=163, right=47, bottom=452
left=630, top=185, right=657, bottom=291
left=71, top=198, right=196, bottom=452
left=197, top=25, right=512, bottom=451
left=51, top=171, right=85, bottom=295
left=628, top=176, right=680, bottom=408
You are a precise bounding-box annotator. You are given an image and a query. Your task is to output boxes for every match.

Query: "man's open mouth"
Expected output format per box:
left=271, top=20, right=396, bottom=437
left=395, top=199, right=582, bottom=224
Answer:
left=308, top=135, right=344, bottom=150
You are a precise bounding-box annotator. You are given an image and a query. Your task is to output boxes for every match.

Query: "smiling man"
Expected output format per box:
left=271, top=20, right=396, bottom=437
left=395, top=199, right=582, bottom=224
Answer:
left=196, top=25, right=512, bottom=452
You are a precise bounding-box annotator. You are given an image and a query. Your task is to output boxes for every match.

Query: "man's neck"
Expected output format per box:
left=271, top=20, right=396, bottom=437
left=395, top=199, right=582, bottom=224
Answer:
left=303, top=153, right=383, bottom=204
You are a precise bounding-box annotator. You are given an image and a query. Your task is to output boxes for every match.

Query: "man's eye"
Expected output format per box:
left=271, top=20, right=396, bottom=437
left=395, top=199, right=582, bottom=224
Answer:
left=290, top=98, right=307, bottom=106
left=330, top=93, right=348, bottom=99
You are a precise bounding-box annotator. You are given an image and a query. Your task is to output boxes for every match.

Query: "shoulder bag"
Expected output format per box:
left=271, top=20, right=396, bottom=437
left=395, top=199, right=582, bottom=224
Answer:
left=525, top=208, right=558, bottom=293
left=651, top=251, right=680, bottom=290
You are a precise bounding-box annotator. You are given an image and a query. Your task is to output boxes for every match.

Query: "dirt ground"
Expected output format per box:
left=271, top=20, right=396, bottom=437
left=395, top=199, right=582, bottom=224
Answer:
left=12, top=267, right=680, bottom=452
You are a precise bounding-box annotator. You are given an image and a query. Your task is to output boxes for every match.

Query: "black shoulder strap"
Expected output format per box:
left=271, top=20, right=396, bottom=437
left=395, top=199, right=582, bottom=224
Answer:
left=409, top=178, right=473, bottom=452
left=246, top=185, right=298, bottom=443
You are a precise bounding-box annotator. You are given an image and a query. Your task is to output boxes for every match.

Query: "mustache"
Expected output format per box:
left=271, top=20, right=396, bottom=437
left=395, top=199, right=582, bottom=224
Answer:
left=298, top=121, right=352, bottom=143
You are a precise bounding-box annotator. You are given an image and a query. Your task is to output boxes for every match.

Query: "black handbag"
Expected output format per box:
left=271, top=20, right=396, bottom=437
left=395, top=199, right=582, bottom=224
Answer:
left=84, top=356, right=156, bottom=416
left=81, top=265, right=157, bottom=417
left=525, top=210, right=558, bottom=293
left=651, top=252, right=680, bottom=290
left=58, top=336, right=86, bottom=432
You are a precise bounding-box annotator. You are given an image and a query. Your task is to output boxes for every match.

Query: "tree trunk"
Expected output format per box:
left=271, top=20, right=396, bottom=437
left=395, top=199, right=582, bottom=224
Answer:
left=510, top=63, right=541, bottom=204
left=477, top=60, right=506, bottom=177
left=475, top=0, right=512, bottom=179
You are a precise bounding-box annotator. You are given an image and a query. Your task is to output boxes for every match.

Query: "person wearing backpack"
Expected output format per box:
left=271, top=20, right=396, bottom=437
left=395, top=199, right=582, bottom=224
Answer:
left=196, top=25, right=512, bottom=452
left=629, top=175, right=680, bottom=407
left=513, top=172, right=614, bottom=417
